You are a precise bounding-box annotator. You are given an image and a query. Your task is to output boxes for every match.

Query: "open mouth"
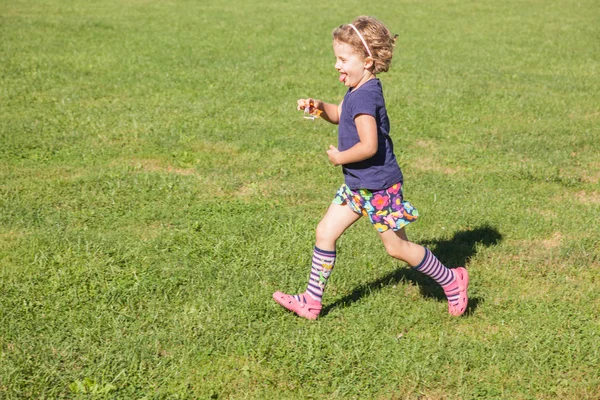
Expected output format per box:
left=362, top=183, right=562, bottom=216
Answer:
left=339, top=73, right=347, bottom=83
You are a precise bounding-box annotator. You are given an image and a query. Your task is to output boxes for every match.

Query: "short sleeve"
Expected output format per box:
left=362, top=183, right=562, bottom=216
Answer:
left=349, top=89, right=379, bottom=120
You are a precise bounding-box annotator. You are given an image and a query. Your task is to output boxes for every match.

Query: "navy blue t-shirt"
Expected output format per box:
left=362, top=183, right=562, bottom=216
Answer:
left=338, top=79, right=403, bottom=190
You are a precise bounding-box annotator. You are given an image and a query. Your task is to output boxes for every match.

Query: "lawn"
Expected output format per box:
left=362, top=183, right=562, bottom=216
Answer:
left=1, top=0, right=599, bottom=398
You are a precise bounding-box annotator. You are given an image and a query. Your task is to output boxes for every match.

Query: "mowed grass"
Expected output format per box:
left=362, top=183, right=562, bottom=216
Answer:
left=1, top=0, right=599, bottom=398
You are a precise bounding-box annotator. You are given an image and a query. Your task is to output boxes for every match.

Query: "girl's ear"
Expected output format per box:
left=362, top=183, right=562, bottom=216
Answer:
left=364, top=57, right=374, bottom=70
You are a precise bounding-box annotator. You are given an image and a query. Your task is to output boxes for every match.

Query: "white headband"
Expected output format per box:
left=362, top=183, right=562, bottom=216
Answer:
left=348, top=23, right=372, bottom=58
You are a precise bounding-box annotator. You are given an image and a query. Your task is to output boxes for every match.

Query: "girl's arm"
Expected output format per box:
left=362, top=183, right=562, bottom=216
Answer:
left=297, top=98, right=340, bottom=124
left=326, top=114, right=377, bottom=166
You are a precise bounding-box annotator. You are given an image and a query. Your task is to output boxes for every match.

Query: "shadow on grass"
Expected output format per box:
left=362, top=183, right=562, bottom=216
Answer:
left=322, top=224, right=502, bottom=317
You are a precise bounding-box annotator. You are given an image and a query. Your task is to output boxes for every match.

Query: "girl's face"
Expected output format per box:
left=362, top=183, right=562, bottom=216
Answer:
left=333, top=40, right=373, bottom=89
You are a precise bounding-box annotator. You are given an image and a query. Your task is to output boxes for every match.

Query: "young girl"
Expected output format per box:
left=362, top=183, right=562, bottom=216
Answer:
left=273, top=16, right=468, bottom=320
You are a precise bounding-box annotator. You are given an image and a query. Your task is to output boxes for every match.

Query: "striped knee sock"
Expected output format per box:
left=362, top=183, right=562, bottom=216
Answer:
left=296, top=247, right=336, bottom=304
left=413, top=248, right=459, bottom=303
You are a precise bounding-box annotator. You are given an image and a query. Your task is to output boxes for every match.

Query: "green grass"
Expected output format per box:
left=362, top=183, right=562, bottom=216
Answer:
left=1, top=0, right=599, bottom=398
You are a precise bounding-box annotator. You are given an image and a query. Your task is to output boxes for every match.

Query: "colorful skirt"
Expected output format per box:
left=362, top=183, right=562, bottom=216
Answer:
left=332, top=182, right=419, bottom=233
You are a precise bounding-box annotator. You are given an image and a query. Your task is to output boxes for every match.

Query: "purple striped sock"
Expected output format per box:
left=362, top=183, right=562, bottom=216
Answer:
left=297, top=247, right=336, bottom=303
left=413, top=248, right=456, bottom=290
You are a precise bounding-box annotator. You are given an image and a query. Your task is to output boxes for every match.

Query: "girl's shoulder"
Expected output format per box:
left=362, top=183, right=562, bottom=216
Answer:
left=362, top=78, right=384, bottom=95
left=351, top=79, right=383, bottom=97
left=346, top=79, right=384, bottom=108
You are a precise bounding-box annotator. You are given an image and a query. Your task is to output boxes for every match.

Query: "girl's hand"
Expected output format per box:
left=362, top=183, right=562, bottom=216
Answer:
left=297, top=98, right=320, bottom=113
left=326, top=145, right=341, bottom=166
left=297, top=98, right=339, bottom=125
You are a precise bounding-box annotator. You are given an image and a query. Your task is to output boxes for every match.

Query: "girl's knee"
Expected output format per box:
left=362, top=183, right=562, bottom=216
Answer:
left=384, top=239, right=425, bottom=266
left=383, top=235, right=421, bottom=263
left=384, top=240, right=408, bottom=260
left=316, top=221, right=337, bottom=245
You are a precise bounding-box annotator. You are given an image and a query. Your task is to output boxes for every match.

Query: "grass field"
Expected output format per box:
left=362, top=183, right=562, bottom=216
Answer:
left=1, top=0, right=599, bottom=398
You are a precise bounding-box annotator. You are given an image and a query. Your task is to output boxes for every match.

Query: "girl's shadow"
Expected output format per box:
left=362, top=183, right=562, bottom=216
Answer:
left=322, top=225, right=502, bottom=316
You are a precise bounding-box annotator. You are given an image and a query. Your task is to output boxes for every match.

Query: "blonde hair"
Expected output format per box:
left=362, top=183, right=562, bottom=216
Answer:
left=332, top=16, right=397, bottom=74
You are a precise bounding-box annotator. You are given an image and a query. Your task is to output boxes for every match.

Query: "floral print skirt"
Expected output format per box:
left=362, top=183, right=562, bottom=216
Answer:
left=332, top=182, right=419, bottom=233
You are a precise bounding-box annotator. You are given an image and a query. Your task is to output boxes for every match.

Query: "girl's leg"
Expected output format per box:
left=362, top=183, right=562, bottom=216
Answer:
left=396, top=227, right=408, bottom=241
left=273, top=203, right=361, bottom=320
left=379, top=229, right=469, bottom=316
left=314, top=202, right=362, bottom=251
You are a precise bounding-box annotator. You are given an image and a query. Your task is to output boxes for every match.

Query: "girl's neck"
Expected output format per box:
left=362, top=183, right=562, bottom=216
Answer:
left=352, top=71, right=376, bottom=91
